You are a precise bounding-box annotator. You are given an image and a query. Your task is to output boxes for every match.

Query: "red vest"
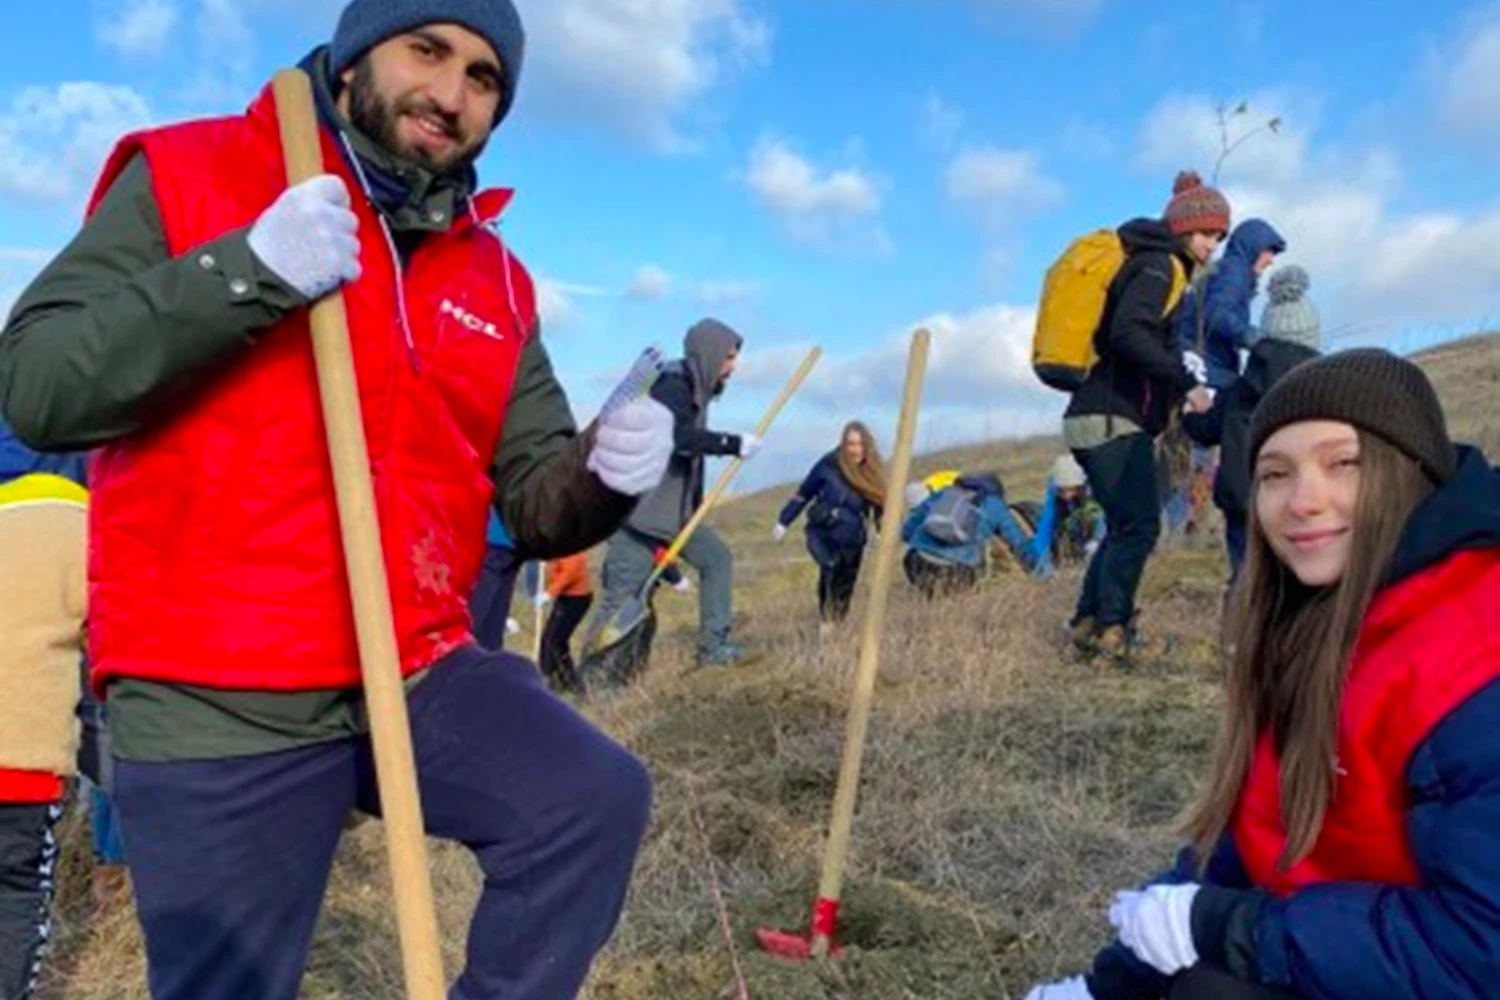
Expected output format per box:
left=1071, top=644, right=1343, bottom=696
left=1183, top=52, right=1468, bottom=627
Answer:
left=86, top=82, right=535, bottom=693
left=1234, top=547, right=1500, bottom=894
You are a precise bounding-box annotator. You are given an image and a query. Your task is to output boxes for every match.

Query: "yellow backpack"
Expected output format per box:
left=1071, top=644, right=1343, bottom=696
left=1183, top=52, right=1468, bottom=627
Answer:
left=1031, top=229, right=1186, bottom=392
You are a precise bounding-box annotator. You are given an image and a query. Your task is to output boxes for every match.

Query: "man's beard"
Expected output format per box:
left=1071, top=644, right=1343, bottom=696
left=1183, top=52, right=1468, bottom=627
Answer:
left=346, top=59, right=488, bottom=175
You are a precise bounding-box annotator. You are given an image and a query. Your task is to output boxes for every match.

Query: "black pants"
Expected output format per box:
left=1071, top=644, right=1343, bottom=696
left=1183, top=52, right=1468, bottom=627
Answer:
left=0, top=801, right=64, bottom=1000
left=1074, top=432, right=1161, bottom=628
left=816, top=547, right=863, bottom=622
left=1169, top=966, right=1303, bottom=999
left=540, top=593, right=593, bottom=693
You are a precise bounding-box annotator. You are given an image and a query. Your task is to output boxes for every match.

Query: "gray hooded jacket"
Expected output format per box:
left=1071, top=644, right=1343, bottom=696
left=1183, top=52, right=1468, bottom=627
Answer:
left=626, top=319, right=745, bottom=542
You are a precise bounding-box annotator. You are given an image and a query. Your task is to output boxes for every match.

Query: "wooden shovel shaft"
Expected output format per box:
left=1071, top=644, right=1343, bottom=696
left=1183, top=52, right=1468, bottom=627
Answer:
left=644, top=347, right=821, bottom=588
left=810, top=328, right=930, bottom=956
left=270, top=68, right=446, bottom=999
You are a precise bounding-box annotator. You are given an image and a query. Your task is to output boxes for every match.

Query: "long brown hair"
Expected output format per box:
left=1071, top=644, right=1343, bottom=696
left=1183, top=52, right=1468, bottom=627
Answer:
left=837, top=421, right=886, bottom=506
left=1183, top=431, right=1434, bottom=870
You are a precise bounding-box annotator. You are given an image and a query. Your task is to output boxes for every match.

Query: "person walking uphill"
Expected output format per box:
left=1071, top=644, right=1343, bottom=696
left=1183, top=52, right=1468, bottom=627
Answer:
left=0, top=3, right=677, bottom=998
left=1024, top=349, right=1500, bottom=1000
left=772, top=421, right=886, bottom=624
left=0, top=420, right=87, bottom=1000
left=1183, top=265, right=1320, bottom=583
left=1063, top=171, right=1221, bottom=667
left=590, top=318, right=761, bottom=673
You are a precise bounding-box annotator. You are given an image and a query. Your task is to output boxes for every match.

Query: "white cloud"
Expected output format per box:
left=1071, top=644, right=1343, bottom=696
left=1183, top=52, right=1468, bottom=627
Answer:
left=805, top=303, right=1049, bottom=410
left=744, top=136, right=884, bottom=247
left=1135, top=91, right=1307, bottom=187
left=96, top=0, right=181, bottom=59
left=919, top=91, right=965, bottom=149
left=1135, top=90, right=1500, bottom=338
left=626, top=264, right=672, bottom=300
left=945, top=145, right=1065, bottom=221
left=1435, top=6, right=1500, bottom=138
left=536, top=277, right=605, bottom=328
left=0, top=83, right=153, bottom=205
left=516, top=0, right=770, bottom=150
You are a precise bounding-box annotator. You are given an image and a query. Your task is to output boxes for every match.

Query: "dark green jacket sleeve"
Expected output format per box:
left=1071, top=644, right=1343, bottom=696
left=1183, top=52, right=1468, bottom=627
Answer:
left=490, top=328, right=635, bottom=560
left=0, top=153, right=304, bottom=450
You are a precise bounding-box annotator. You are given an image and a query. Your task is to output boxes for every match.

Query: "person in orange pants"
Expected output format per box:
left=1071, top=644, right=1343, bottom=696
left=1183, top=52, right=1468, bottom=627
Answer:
left=534, top=553, right=594, bottom=695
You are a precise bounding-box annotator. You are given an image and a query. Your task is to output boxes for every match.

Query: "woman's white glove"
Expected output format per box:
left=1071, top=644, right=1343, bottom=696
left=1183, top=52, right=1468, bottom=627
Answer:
left=1108, top=884, right=1200, bottom=976
left=1022, top=975, right=1093, bottom=1000
left=247, top=175, right=362, bottom=300
left=587, top=397, right=675, bottom=496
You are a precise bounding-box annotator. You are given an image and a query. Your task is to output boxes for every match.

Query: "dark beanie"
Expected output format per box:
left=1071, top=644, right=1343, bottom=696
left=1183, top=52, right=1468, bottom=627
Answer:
left=1249, top=348, right=1456, bottom=484
left=330, top=0, right=525, bottom=124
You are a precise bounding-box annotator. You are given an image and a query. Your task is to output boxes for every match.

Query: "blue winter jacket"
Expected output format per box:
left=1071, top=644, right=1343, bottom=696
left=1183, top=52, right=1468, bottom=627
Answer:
left=1086, top=447, right=1500, bottom=1000
left=901, top=475, right=1043, bottom=574
left=1174, top=219, right=1285, bottom=388
left=0, top=416, right=87, bottom=487
left=778, top=452, right=878, bottom=563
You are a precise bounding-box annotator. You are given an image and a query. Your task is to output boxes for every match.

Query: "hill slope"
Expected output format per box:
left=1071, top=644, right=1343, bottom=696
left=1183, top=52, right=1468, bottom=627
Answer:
left=36, top=334, right=1500, bottom=1000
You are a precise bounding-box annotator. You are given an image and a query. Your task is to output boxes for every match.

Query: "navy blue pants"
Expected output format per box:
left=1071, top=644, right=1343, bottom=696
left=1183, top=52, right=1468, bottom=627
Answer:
left=112, top=647, right=652, bottom=1000
left=1074, top=433, right=1162, bottom=628
left=471, top=545, right=522, bottom=652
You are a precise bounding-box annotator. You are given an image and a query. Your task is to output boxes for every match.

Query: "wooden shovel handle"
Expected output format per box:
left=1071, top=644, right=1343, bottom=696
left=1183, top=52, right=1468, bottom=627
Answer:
left=270, top=67, right=446, bottom=1000
left=810, top=327, right=930, bottom=956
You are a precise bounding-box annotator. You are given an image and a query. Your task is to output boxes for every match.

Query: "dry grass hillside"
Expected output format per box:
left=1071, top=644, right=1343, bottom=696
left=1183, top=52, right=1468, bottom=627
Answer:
left=35, top=334, right=1500, bottom=1000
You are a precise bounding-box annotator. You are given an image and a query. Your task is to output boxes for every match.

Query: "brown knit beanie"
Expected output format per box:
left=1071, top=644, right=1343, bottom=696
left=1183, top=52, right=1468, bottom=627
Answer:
left=1163, top=170, right=1231, bottom=236
left=1249, top=348, right=1456, bottom=484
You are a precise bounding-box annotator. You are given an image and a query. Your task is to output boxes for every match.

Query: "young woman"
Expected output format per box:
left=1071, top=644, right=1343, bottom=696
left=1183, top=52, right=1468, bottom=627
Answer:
left=1025, top=348, right=1500, bottom=1000
left=773, top=421, right=886, bottom=622
left=1064, top=171, right=1224, bottom=666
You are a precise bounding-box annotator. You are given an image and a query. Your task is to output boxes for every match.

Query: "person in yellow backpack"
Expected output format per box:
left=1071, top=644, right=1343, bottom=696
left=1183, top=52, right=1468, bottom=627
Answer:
left=1063, top=171, right=1222, bottom=667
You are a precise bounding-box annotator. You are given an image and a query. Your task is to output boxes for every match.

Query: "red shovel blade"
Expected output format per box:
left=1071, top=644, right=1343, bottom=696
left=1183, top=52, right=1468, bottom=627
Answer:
left=753, top=927, right=844, bottom=960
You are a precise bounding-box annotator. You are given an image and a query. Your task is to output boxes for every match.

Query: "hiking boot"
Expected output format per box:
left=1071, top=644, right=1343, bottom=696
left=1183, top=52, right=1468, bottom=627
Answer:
left=1068, top=616, right=1098, bottom=655
left=1092, top=623, right=1174, bottom=668
left=697, top=638, right=749, bottom=669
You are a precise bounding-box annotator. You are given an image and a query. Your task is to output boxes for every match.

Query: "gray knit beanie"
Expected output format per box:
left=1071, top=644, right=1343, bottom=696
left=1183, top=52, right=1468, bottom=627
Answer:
left=330, top=0, right=525, bottom=124
left=1250, top=348, right=1456, bottom=484
left=1260, top=265, right=1321, bottom=351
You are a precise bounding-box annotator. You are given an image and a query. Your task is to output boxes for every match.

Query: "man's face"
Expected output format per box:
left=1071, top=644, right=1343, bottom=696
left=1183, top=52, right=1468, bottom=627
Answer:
left=339, top=24, right=504, bottom=174
left=717, top=348, right=739, bottom=386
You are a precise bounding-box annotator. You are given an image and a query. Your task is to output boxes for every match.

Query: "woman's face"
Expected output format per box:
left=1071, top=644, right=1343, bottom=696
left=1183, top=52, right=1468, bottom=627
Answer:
left=1186, top=229, right=1225, bottom=265
left=843, top=429, right=865, bottom=464
left=1254, top=420, right=1361, bottom=587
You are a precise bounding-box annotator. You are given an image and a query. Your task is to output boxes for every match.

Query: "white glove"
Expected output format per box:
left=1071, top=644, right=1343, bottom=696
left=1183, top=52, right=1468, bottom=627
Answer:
left=772, top=523, right=788, bottom=542
left=738, top=434, right=762, bottom=459
left=1022, top=976, right=1093, bottom=1000
left=587, top=396, right=675, bottom=496
left=533, top=591, right=551, bottom=611
left=1181, top=350, right=1208, bottom=385
left=1108, top=884, right=1200, bottom=976
left=672, top=577, right=692, bottom=594
left=504, top=617, right=521, bottom=636
left=247, top=175, right=361, bottom=300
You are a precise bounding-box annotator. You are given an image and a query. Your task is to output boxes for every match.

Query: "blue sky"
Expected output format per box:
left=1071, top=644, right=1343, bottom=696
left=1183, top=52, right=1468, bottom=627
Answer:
left=4, top=0, right=1500, bottom=491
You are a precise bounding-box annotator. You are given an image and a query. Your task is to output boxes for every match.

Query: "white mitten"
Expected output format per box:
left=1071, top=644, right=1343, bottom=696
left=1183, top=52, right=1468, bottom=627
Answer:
left=1108, top=884, right=1200, bottom=976
left=1022, top=975, right=1094, bottom=1000
left=738, top=433, right=762, bottom=459
left=246, top=175, right=361, bottom=299
left=587, top=396, right=674, bottom=496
